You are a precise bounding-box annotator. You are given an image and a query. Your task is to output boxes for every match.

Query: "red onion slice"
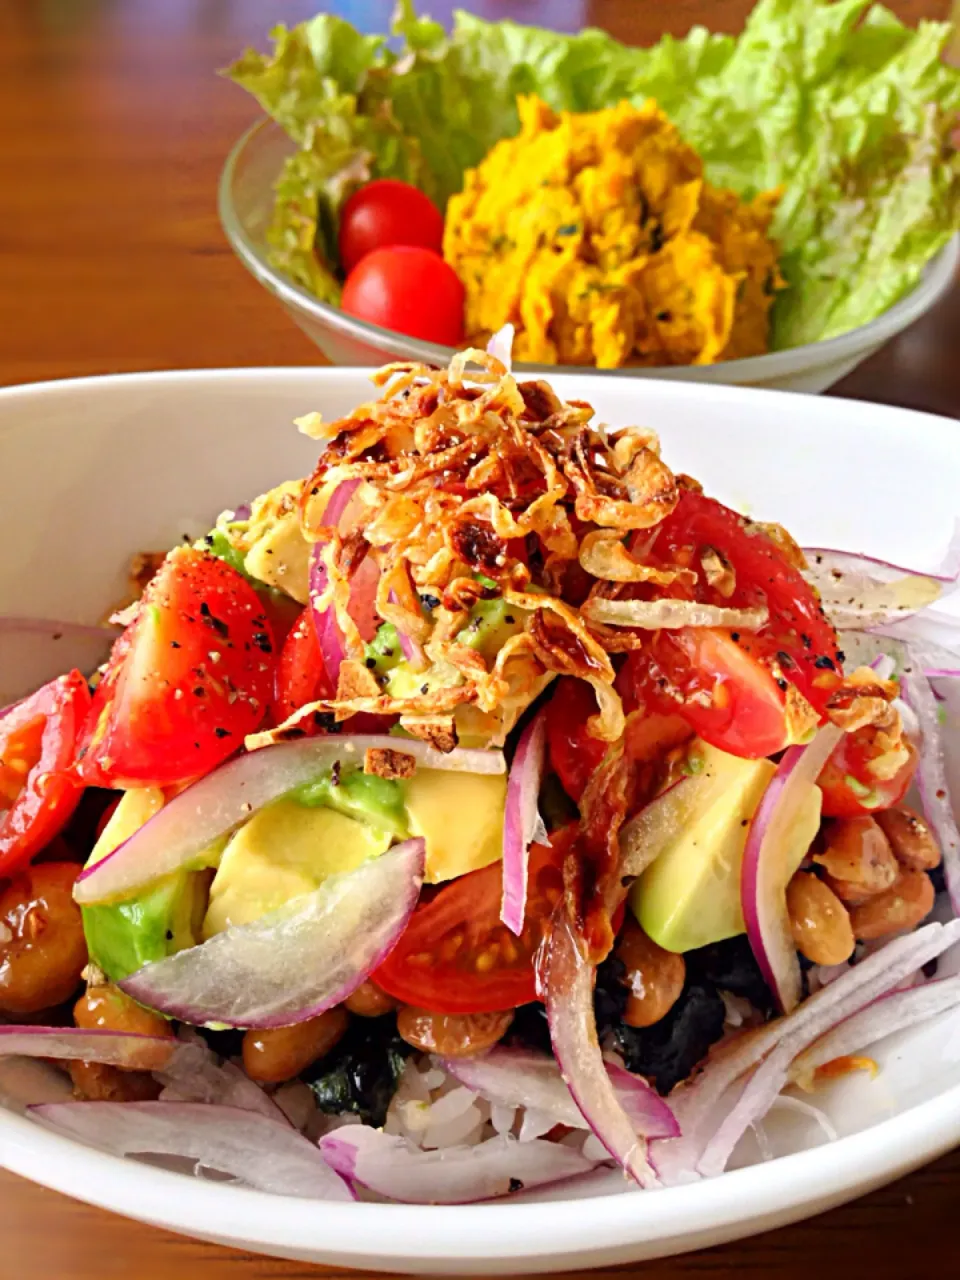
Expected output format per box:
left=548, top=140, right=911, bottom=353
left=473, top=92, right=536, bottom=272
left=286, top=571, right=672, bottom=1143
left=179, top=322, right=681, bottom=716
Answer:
left=441, top=1046, right=678, bottom=1140
left=32, top=1101, right=352, bottom=1200
left=899, top=657, right=960, bottom=914
left=501, top=710, right=547, bottom=935
left=741, top=723, right=842, bottom=1014
left=801, top=547, right=954, bottom=630
left=541, top=910, right=658, bottom=1187
left=486, top=324, right=515, bottom=371
left=687, top=919, right=960, bottom=1177
left=119, top=838, right=425, bottom=1028
left=318, top=1128, right=594, bottom=1204
left=0, top=1027, right=195, bottom=1072
left=789, top=976, right=960, bottom=1088
left=75, top=735, right=504, bottom=905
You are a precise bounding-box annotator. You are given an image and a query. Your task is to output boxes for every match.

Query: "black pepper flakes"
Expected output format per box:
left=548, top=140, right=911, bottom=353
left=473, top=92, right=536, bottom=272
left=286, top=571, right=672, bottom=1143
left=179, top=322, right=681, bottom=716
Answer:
left=814, top=655, right=835, bottom=670
left=252, top=631, right=273, bottom=653
left=214, top=727, right=231, bottom=739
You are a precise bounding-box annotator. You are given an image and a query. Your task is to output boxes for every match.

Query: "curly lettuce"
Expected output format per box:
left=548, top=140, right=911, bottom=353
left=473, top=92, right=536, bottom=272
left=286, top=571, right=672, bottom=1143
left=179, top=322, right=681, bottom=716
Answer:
left=225, top=0, right=960, bottom=348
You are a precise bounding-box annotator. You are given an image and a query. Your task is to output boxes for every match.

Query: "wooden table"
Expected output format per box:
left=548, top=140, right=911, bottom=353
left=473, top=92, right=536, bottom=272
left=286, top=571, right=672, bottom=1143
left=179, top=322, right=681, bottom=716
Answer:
left=0, top=1, right=958, bottom=1275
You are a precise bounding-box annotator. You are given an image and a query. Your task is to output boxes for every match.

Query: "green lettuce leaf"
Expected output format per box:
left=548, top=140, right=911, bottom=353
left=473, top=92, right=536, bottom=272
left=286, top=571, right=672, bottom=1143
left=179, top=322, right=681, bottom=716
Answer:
left=225, top=0, right=960, bottom=348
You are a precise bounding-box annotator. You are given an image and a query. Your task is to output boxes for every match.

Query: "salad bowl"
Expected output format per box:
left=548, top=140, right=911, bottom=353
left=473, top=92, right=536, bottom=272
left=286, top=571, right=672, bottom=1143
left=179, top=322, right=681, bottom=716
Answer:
left=1, top=367, right=960, bottom=1272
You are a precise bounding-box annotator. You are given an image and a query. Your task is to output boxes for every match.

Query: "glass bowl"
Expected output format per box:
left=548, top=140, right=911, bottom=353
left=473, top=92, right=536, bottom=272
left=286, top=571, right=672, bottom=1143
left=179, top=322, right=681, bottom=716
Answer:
left=219, top=118, right=960, bottom=394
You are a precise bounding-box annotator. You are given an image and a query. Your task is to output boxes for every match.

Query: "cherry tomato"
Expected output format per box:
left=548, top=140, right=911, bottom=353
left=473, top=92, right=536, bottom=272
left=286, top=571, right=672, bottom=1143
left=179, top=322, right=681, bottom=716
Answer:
left=623, top=491, right=841, bottom=758
left=545, top=678, right=608, bottom=802
left=374, top=836, right=569, bottom=1014
left=818, top=728, right=919, bottom=817
left=341, top=246, right=465, bottom=346
left=272, top=608, right=332, bottom=725
left=338, top=179, right=444, bottom=276
left=0, top=672, right=91, bottom=876
left=76, top=548, right=275, bottom=788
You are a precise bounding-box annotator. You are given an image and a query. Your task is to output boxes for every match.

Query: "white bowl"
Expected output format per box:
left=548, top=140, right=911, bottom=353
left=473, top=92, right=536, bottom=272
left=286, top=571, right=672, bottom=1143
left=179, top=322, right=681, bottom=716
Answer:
left=1, top=367, right=959, bottom=1273
left=219, top=118, right=960, bottom=394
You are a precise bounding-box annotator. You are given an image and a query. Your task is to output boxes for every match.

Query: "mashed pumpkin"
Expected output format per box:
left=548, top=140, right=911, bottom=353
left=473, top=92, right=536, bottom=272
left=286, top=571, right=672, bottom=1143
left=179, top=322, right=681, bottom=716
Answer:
left=443, top=96, right=784, bottom=368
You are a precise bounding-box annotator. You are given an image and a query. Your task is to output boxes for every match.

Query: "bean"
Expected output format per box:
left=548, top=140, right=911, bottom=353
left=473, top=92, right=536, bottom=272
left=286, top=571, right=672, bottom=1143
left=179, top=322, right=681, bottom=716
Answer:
left=68, top=1059, right=161, bottom=1102
left=875, top=806, right=942, bottom=873
left=786, top=872, right=855, bottom=965
left=74, top=984, right=173, bottom=1039
left=0, top=863, right=87, bottom=1015
left=396, top=1008, right=513, bottom=1057
left=344, top=980, right=399, bottom=1018
left=242, top=1008, right=349, bottom=1083
left=615, top=917, right=685, bottom=1029
left=848, top=870, right=935, bottom=941
left=813, top=817, right=899, bottom=904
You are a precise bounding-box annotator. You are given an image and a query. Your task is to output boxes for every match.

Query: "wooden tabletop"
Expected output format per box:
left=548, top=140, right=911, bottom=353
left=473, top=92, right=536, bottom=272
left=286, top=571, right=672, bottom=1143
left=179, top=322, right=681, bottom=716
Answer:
left=1, top=1, right=959, bottom=1275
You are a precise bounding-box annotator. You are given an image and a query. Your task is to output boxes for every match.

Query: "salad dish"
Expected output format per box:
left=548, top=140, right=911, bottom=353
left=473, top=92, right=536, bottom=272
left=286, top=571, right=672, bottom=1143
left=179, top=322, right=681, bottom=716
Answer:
left=2, top=340, right=960, bottom=1211
left=225, top=0, right=960, bottom=369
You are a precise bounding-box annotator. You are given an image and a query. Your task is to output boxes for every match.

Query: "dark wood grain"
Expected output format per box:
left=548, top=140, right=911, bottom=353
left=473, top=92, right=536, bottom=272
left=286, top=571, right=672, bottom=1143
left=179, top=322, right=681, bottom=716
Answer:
left=0, top=1, right=958, bottom=1276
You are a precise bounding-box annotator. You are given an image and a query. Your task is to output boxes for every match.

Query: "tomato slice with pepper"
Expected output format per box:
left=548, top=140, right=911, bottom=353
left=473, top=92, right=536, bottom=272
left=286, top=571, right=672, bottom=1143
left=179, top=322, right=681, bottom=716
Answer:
left=623, top=491, right=842, bottom=758
left=545, top=678, right=609, bottom=802
left=0, top=671, right=91, bottom=875
left=374, top=836, right=570, bottom=1014
left=271, top=608, right=332, bottom=725
left=76, top=548, right=276, bottom=788
left=818, top=726, right=919, bottom=817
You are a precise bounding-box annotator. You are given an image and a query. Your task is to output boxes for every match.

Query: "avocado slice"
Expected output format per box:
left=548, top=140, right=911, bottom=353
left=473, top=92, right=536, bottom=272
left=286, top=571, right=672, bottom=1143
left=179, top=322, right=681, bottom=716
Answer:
left=82, top=789, right=214, bottom=983
left=631, top=741, right=821, bottom=953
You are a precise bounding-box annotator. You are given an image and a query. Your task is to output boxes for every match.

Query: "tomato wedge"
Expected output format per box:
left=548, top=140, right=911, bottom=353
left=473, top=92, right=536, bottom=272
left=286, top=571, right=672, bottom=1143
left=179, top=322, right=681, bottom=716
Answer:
left=76, top=548, right=276, bottom=788
left=818, top=726, right=919, bottom=817
left=271, top=608, right=332, bottom=725
left=0, top=671, right=91, bottom=875
left=545, top=678, right=608, bottom=802
left=623, top=491, right=842, bottom=758
left=374, top=837, right=568, bottom=1014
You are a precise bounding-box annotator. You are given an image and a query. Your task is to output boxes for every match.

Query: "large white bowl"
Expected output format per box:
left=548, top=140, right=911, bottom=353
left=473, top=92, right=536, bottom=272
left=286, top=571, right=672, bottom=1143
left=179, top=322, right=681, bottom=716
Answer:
left=1, top=368, right=959, bottom=1273
left=219, top=118, right=960, bottom=394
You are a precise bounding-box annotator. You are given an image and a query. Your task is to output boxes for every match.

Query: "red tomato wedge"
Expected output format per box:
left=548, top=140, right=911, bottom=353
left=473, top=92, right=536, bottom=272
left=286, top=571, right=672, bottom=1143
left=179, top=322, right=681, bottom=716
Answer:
left=545, top=678, right=608, bottom=802
left=0, top=671, right=91, bottom=875
left=271, top=608, right=332, bottom=725
left=374, top=837, right=569, bottom=1014
left=76, top=548, right=276, bottom=788
left=818, top=727, right=919, bottom=817
left=623, top=491, right=841, bottom=759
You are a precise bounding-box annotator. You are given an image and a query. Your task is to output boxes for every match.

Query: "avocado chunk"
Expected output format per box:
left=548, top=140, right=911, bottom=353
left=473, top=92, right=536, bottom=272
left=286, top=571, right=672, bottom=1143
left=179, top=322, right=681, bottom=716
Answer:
left=202, top=800, right=392, bottom=937
left=82, top=789, right=212, bottom=983
left=405, top=768, right=507, bottom=883
left=295, top=766, right=409, bottom=838
left=631, top=741, right=821, bottom=953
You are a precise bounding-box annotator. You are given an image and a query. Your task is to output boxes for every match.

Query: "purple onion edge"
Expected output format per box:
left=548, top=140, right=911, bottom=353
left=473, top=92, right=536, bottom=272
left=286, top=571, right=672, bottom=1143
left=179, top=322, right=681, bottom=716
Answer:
left=117, top=839, right=425, bottom=1030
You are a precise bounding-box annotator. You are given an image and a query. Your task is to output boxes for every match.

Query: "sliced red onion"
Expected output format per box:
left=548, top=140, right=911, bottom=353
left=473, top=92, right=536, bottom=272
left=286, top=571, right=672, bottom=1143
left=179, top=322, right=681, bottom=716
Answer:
left=898, top=658, right=960, bottom=914
left=75, top=735, right=503, bottom=905
left=486, top=324, right=515, bottom=372
left=741, top=722, right=842, bottom=1014
left=500, top=710, right=547, bottom=935
left=789, top=976, right=960, bottom=1089
left=0, top=1026, right=196, bottom=1072
left=154, top=1029, right=289, bottom=1124
left=119, top=838, right=425, bottom=1028
left=441, top=1046, right=678, bottom=1140
left=307, top=478, right=382, bottom=687
left=618, top=776, right=699, bottom=880
left=802, top=546, right=956, bottom=630
left=691, top=918, right=960, bottom=1177
left=318, top=1128, right=593, bottom=1203
left=541, top=910, right=658, bottom=1187
left=32, top=1101, right=352, bottom=1200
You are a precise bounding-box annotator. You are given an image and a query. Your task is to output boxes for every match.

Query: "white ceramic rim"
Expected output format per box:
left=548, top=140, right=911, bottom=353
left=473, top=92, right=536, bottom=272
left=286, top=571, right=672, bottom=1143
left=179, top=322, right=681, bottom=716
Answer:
left=218, top=117, right=960, bottom=382
left=2, top=366, right=960, bottom=1265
